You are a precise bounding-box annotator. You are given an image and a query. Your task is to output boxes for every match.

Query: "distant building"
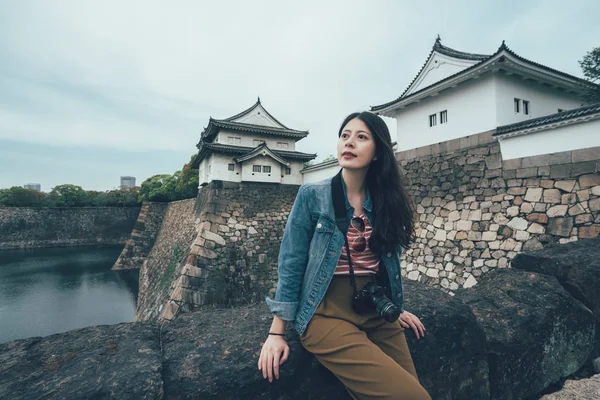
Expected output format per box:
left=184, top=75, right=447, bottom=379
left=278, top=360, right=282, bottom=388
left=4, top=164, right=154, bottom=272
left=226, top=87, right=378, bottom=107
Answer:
left=120, top=176, right=136, bottom=190
left=191, top=98, right=317, bottom=186
left=24, top=183, right=41, bottom=192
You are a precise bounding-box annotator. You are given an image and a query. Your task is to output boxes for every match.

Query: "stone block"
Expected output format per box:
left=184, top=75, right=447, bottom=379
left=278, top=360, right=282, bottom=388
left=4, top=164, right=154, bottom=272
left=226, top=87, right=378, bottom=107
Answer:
left=561, top=193, right=577, bottom=205
left=579, top=225, right=600, bottom=239
left=527, top=213, right=548, bottom=224
left=527, top=223, right=545, bottom=234
left=485, top=153, right=502, bottom=169
left=520, top=203, right=534, bottom=214
left=554, top=180, right=576, bottom=193
left=575, top=214, right=593, bottom=225
left=543, top=189, right=561, bottom=204
left=538, top=166, right=551, bottom=176
left=592, top=186, right=600, bottom=196
left=550, top=164, right=571, bottom=179
left=507, top=206, right=519, bottom=217
left=522, top=154, right=550, bottom=168
left=482, top=232, right=497, bottom=241
left=590, top=198, right=600, bottom=212
left=547, top=205, right=568, bottom=217
left=571, top=146, right=600, bottom=162
left=503, top=158, right=522, bottom=170
left=516, top=167, right=538, bottom=179
left=548, top=151, right=572, bottom=165
left=570, top=161, right=596, bottom=177
left=522, top=238, right=543, bottom=252
left=468, top=210, right=482, bottom=221
left=546, top=218, right=574, bottom=237
left=503, top=169, right=517, bottom=179
left=507, top=179, right=523, bottom=188
left=515, top=230, right=530, bottom=241
left=507, top=217, right=528, bottom=231
left=540, top=180, right=554, bottom=189
left=508, top=187, right=527, bottom=195
left=568, top=204, right=585, bottom=216
left=201, top=230, right=226, bottom=246
left=579, top=173, right=600, bottom=188
left=524, top=188, right=543, bottom=202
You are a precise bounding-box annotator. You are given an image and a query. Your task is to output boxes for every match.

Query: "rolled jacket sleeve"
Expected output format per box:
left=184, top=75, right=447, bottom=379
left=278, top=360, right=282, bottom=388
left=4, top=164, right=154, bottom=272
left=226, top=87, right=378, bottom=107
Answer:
left=265, top=185, right=313, bottom=321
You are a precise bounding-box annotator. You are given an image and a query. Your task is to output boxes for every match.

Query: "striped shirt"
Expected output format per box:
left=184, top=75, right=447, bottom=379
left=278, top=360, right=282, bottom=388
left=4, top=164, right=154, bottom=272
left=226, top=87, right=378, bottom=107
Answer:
left=334, top=213, right=380, bottom=275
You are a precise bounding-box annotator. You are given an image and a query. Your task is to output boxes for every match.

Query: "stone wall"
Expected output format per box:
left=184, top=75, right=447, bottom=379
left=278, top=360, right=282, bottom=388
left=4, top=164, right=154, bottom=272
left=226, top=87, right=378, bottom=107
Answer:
left=397, top=133, right=600, bottom=292
left=148, top=181, right=299, bottom=322
left=136, top=198, right=199, bottom=321
left=113, top=202, right=168, bottom=270
left=0, top=207, right=140, bottom=249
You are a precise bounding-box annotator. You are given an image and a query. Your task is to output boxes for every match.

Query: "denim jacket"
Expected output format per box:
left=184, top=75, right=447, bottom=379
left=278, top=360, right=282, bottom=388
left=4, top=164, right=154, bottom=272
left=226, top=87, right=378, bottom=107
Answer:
left=265, top=175, right=405, bottom=335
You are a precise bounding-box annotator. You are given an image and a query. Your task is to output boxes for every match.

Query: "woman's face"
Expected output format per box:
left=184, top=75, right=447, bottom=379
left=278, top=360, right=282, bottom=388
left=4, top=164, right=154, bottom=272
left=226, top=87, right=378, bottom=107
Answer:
left=337, top=118, right=377, bottom=170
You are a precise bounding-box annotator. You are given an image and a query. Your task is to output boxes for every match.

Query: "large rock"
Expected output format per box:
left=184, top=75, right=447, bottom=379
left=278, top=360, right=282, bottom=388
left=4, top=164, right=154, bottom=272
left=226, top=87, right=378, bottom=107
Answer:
left=161, top=281, right=490, bottom=400
left=456, top=268, right=596, bottom=400
left=0, top=322, right=163, bottom=399
left=540, top=373, right=600, bottom=399
left=511, top=236, right=600, bottom=321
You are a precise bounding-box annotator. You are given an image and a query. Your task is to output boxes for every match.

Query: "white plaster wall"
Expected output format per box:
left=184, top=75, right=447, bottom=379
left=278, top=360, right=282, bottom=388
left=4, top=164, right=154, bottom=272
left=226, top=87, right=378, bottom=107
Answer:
left=198, top=158, right=210, bottom=186
left=240, top=155, right=280, bottom=184
left=209, top=153, right=242, bottom=183
left=406, top=52, right=480, bottom=96
left=279, top=161, right=304, bottom=185
left=499, top=118, right=600, bottom=160
left=391, top=74, right=497, bottom=151
left=495, top=74, right=584, bottom=126
left=302, top=163, right=340, bottom=184
left=216, top=130, right=296, bottom=151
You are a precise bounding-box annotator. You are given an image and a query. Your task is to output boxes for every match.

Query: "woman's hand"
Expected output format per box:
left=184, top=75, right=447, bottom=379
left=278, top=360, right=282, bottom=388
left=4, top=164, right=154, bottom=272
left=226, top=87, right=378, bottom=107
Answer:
left=258, top=335, right=290, bottom=383
left=398, top=310, right=426, bottom=339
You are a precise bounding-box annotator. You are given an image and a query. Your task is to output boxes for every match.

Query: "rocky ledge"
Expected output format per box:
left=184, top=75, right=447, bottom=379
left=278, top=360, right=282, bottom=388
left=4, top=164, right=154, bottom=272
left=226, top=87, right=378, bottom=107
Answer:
left=1, top=237, right=599, bottom=399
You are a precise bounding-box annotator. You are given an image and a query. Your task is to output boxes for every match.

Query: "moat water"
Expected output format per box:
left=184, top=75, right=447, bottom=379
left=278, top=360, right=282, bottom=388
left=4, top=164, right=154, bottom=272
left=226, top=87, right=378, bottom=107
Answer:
left=0, top=245, right=138, bottom=344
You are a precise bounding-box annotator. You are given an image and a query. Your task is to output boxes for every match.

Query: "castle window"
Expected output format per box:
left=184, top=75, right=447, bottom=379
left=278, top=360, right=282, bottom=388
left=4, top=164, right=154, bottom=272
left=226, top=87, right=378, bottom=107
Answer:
left=284, top=167, right=291, bottom=175
left=228, top=136, right=241, bottom=144
left=277, top=142, right=289, bottom=149
left=253, top=139, right=265, bottom=146
left=228, top=164, right=235, bottom=171
left=263, top=166, right=271, bottom=173
left=440, top=110, right=448, bottom=124
left=523, top=100, right=529, bottom=115
left=514, top=98, right=520, bottom=113
left=253, top=165, right=261, bottom=173
left=429, top=114, right=437, bottom=127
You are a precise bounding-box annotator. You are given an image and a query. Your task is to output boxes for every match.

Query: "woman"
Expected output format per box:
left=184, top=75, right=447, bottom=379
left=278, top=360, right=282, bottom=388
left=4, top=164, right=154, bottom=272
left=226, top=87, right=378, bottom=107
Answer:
left=258, top=111, right=431, bottom=400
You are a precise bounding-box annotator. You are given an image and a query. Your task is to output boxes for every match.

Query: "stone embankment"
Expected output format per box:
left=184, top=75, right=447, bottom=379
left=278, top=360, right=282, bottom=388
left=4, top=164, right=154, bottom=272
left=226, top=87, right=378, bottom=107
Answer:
left=0, top=207, right=140, bottom=249
left=1, top=237, right=599, bottom=399
left=397, top=134, right=599, bottom=293
left=113, top=202, right=168, bottom=270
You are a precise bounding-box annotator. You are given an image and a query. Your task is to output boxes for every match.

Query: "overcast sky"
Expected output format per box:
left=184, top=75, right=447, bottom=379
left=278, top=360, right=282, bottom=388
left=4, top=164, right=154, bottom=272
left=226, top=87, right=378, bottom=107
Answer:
left=1, top=0, right=599, bottom=191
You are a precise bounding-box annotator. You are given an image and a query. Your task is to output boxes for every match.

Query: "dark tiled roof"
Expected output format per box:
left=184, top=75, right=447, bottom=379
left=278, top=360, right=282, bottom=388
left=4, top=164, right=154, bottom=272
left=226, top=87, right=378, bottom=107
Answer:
left=433, top=37, right=489, bottom=61
left=200, top=119, right=308, bottom=143
left=371, top=40, right=592, bottom=113
left=223, top=97, right=290, bottom=129
left=494, top=103, right=600, bottom=136
left=191, top=142, right=317, bottom=168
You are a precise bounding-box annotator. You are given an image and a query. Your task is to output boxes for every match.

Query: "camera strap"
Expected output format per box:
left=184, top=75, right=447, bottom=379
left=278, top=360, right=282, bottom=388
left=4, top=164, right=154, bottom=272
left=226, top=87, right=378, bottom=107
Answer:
left=331, top=170, right=358, bottom=297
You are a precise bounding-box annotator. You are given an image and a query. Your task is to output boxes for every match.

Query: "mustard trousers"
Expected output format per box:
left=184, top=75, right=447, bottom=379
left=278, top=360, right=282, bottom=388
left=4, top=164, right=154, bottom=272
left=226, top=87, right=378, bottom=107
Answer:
left=300, top=275, right=431, bottom=400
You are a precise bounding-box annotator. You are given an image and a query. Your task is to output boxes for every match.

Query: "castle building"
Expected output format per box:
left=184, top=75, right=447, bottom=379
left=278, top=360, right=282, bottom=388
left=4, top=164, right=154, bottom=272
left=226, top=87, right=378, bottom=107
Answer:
left=24, top=183, right=41, bottom=192
left=192, top=99, right=316, bottom=186
left=371, top=37, right=599, bottom=161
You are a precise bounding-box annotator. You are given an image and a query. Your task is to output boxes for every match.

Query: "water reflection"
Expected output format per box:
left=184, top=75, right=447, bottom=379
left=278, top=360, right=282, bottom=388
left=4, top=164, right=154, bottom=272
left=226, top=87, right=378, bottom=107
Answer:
left=0, top=245, right=138, bottom=344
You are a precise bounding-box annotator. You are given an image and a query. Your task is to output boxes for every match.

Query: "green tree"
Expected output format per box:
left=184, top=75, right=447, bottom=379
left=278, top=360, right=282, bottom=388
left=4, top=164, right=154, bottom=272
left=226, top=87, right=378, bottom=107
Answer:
left=49, top=184, right=89, bottom=207
left=322, top=154, right=337, bottom=162
left=0, top=187, right=46, bottom=207
left=139, top=174, right=175, bottom=202
left=579, top=46, right=600, bottom=103
left=174, top=162, right=199, bottom=200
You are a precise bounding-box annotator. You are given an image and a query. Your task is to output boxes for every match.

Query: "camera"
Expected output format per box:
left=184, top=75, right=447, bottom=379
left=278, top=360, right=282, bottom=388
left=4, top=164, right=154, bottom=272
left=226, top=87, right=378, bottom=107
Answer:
left=352, top=282, right=401, bottom=323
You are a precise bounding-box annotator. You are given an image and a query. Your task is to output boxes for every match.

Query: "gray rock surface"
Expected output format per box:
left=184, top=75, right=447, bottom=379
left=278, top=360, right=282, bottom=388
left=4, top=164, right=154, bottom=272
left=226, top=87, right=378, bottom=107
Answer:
left=457, top=268, right=597, bottom=400
left=0, top=322, right=163, bottom=399
left=540, top=374, right=600, bottom=399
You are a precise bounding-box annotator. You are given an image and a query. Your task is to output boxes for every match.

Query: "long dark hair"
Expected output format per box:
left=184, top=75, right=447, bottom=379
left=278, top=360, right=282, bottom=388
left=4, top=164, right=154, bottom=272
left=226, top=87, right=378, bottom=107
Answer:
left=338, top=111, right=415, bottom=253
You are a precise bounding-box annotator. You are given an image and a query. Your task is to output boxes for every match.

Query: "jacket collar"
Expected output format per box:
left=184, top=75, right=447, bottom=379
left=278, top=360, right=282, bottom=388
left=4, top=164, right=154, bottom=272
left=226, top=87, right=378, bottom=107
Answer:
left=340, top=172, right=372, bottom=213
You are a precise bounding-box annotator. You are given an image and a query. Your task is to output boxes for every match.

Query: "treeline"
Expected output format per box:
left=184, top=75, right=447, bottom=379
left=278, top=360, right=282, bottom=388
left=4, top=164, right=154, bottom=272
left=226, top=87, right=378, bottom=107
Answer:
left=1, top=156, right=199, bottom=207
left=0, top=185, right=141, bottom=207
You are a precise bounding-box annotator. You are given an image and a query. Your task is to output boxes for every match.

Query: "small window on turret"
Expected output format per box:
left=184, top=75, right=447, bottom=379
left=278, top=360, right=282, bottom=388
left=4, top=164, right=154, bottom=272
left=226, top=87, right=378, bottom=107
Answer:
left=429, top=114, right=437, bottom=127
